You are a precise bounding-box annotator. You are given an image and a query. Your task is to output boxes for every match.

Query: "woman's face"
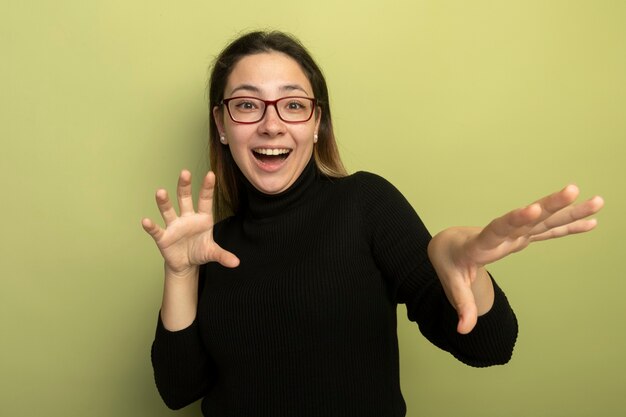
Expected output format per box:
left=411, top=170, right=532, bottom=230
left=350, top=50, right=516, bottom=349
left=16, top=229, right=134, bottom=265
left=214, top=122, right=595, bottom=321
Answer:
left=213, top=52, right=320, bottom=195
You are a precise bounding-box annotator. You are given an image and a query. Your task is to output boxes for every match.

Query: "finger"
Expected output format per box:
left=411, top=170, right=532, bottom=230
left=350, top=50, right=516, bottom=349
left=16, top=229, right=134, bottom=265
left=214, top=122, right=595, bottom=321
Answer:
left=478, top=204, right=541, bottom=249
left=530, top=218, right=598, bottom=242
left=141, top=217, right=165, bottom=241
left=531, top=195, right=604, bottom=236
left=503, top=185, right=580, bottom=231
left=532, top=184, right=580, bottom=218
left=177, top=170, right=194, bottom=215
left=482, top=185, right=582, bottom=242
left=156, top=189, right=177, bottom=225
left=501, top=204, right=542, bottom=231
left=197, top=171, right=216, bottom=215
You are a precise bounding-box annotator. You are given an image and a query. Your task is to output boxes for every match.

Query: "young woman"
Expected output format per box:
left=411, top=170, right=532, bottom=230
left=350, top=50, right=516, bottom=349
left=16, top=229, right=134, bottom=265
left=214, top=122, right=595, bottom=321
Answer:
left=142, top=31, right=604, bottom=416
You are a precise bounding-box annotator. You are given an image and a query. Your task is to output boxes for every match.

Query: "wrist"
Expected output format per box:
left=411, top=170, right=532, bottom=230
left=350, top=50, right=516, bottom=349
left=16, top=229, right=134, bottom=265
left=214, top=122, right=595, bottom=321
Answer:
left=164, top=263, right=199, bottom=281
left=429, top=227, right=478, bottom=269
left=161, top=264, right=200, bottom=331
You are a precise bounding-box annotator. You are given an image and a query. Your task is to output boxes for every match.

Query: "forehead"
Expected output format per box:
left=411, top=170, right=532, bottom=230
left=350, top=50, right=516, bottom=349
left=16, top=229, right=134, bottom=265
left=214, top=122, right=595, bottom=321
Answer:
left=225, top=52, right=313, bottom=96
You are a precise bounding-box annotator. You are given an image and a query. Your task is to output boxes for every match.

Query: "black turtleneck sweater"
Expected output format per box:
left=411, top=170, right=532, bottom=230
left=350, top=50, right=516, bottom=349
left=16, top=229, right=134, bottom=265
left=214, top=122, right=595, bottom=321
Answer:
left=151, top=160, right=518, bottom=417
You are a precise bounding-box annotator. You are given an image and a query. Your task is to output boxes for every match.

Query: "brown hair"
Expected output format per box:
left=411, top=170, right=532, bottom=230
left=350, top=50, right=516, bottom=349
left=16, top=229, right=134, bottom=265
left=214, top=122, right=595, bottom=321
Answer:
left=208, top=30, right=347, bottom=221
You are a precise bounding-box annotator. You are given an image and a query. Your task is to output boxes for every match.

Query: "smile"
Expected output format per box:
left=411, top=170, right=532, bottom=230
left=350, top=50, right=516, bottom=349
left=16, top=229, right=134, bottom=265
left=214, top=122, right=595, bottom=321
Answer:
left=252, top=148, right=292, bottom=170
left=253, top=148, right=291, bottom=156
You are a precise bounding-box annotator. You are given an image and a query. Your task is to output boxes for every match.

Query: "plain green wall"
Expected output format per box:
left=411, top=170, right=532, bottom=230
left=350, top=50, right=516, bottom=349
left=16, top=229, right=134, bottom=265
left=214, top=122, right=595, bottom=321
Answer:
left=2, top=1, right=624, bottom=416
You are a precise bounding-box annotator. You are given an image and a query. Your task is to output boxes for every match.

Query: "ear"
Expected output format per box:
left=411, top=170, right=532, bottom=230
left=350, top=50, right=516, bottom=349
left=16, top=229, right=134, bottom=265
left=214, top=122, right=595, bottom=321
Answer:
left=314, top=106, right=322, bottom=134
left=213, top=105, right=225, bottom=135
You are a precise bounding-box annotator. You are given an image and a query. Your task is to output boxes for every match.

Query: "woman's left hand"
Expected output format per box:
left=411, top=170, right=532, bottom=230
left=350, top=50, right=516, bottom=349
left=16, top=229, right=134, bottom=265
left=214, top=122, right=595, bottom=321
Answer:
left=428, top=184, right=604, bottom=334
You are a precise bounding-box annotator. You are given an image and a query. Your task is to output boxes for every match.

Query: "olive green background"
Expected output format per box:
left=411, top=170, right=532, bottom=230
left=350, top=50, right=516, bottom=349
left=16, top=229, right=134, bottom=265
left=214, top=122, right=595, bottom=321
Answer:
left=2, top=1, right=624, bottom=416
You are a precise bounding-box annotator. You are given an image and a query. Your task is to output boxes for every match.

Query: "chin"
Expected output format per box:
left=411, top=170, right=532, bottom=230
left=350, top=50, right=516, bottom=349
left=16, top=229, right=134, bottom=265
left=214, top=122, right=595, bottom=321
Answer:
left=253, top=177, right=293, bottom=195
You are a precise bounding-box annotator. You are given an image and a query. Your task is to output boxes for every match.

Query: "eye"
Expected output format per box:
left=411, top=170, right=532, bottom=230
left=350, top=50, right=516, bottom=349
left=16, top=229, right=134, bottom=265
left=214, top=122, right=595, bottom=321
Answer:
left=231, top=98, right=261, bottom=112
left=288, top=101, right=304, bottom=109
left=282, top=98, right=308, bottom=112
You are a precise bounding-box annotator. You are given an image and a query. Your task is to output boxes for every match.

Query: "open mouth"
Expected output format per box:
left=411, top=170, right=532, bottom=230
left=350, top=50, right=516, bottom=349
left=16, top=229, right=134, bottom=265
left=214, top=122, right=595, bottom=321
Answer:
left=252, top=148, right=291, bottom=165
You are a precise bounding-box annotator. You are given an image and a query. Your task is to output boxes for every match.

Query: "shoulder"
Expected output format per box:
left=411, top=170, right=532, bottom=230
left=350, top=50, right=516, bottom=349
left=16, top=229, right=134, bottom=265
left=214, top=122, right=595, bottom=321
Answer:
left=326, top=171, right=400, bottom=196
left=329, top=171, right=408, bottom=205
left=336, top=170, right=392, bottom=184
left=321, top=171, right=416, bottom=226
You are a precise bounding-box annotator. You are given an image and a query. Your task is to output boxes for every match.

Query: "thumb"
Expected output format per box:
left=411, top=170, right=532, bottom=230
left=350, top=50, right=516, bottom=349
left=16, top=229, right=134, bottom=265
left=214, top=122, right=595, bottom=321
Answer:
left=456, top=300, right=478, bottom=335
left=444, top=281, right=478, bottom=334
left=210, top=245, right=240, bottom=268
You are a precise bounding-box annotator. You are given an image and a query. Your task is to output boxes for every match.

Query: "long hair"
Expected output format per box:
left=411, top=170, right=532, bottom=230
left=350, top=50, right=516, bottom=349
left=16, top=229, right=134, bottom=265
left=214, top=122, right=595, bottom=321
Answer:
left=208, top=31, right=347, bottom=221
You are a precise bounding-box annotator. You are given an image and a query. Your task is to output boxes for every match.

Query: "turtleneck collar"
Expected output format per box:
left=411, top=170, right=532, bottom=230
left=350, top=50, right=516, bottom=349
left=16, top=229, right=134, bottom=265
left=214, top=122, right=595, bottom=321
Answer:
left=240, top=157, right=320, bottom=220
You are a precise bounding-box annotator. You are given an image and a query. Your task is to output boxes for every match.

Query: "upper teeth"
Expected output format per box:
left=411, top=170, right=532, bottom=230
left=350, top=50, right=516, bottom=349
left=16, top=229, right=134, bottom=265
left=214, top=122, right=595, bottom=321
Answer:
left=254, top=148, right=290, bottom=155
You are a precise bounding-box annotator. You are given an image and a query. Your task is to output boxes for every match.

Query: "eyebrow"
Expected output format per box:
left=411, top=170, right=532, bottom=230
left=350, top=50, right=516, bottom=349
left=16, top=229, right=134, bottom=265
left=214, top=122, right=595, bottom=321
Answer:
left=229, top=84, right=260, bottom=95
left=281, top=84, right=310, bottom=95
left=228, top=84, right=310, bottom=97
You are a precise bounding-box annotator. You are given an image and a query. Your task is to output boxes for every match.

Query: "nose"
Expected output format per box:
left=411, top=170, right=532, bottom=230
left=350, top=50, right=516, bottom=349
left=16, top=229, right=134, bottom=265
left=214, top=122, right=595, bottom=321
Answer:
left=257, top=103, right=286, bottom=137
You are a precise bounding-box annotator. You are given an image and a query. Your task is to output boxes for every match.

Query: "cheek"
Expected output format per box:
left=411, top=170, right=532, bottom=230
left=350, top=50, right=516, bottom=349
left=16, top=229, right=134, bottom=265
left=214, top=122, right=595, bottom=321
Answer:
left=293, top=125, right=317, bottom=144
left=223, top=129, right=253, bottom=165
left=224, top=125, right=252, bottom=145
left=227, top=140, right=250, bottom=164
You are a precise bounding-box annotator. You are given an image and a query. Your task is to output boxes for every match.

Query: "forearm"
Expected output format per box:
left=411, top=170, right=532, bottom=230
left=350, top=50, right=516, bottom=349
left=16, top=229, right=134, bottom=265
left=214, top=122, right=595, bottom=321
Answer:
left=401, top=262, right=517, bottom=367
left=440, top=277, right=518, bottom=367
left=152, top=304, right=213, bottom=409
left=160, top=264, right=200, bottom=331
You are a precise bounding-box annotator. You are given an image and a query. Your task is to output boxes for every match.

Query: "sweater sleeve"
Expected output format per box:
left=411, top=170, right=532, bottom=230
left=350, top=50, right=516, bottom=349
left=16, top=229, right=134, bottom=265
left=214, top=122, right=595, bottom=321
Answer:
left=150, top=268, right=217, bottom=409
left=355, top=172, right=518, bottom=367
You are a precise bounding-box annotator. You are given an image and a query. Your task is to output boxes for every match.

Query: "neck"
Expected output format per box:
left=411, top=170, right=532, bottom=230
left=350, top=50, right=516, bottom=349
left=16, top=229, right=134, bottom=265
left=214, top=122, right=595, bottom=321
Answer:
left=240, top=158, right=319, bottom=219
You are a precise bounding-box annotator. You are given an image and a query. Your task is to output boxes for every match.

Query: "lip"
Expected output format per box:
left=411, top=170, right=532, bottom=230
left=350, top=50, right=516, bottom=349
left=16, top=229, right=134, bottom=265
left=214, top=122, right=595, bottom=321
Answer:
left=250, top=148, right=292, bottom=173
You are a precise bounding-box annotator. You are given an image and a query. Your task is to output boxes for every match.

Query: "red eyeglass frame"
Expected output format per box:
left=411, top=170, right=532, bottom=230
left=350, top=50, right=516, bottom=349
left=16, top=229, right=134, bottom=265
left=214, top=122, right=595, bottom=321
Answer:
left=221, top=96, right=318, bottom=124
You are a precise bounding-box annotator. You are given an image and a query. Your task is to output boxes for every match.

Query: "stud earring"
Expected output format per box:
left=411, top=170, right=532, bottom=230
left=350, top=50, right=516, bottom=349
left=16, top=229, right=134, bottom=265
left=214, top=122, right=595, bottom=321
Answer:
left=220, top=135, right=227, bottom=144
left=313, top=134, right=318, bottom=143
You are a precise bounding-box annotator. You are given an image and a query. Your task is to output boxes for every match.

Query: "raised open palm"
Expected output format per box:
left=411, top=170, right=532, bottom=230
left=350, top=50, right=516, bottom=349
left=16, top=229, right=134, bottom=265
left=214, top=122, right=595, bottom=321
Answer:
left=141, top=170, right=239, bottom=274
left=429, top=184, right=604, bottom=334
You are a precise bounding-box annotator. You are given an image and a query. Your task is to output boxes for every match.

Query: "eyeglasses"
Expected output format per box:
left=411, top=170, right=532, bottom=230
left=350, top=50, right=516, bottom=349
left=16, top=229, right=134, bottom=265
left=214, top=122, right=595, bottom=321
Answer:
left=221, top=96, right=317, bottom=124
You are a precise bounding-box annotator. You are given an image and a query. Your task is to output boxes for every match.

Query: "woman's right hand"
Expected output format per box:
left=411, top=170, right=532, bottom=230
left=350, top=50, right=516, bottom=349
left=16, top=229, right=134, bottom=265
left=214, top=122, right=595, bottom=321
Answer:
left=142, top=170, right=240, bottom=276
